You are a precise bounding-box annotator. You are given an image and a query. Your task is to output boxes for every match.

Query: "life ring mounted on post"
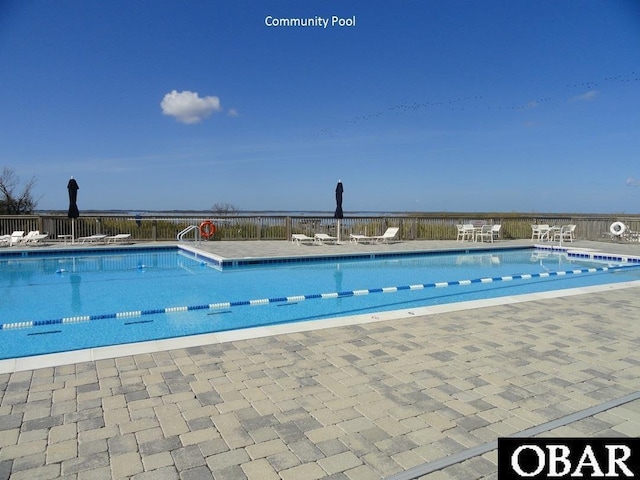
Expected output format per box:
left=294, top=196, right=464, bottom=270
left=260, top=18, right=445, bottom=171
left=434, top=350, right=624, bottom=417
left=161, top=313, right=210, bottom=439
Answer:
left=199, top=220, right=216, bottom=239
left=610, top=222, right=626, bottom=236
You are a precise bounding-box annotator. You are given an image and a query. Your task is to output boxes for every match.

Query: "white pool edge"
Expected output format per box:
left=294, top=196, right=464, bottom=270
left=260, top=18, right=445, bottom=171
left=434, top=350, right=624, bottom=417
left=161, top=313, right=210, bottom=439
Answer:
left=2, top=279, right=639, bottom=374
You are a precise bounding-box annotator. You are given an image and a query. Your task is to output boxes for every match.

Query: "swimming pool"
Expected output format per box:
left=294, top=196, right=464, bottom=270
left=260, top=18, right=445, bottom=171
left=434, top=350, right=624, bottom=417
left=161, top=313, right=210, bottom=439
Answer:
left=2, top=246, right=640, bottom=360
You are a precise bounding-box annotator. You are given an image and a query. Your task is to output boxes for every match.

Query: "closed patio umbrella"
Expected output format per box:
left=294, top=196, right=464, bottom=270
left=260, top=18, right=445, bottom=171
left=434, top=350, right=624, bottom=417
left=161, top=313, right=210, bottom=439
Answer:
left=334, top=180, right=344, bottom=243
left=67, top=177, right=79, bottom=243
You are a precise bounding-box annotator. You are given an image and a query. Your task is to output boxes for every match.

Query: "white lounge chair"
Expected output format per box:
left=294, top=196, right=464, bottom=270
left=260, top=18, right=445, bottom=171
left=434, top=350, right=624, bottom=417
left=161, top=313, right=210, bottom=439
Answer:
left=79, top=234, right=107, bottom=244
left=22, top=231, right=49, bottom=245
left=0, top=235, right=10, bottom=246
left=349, top=234, right=367, bottom=244
left=374, top=227, right=400, bottom=243
left=21, top=231, right=38, bottom=242
left=106, top=233, right=132, bottom=244
left=351, top=227, right=399, bottom=244
left=291, top=233, right=315, bottom=245
left=314, top=233, right=337, bottom=245
left=9, top=231, right=24, bottom=246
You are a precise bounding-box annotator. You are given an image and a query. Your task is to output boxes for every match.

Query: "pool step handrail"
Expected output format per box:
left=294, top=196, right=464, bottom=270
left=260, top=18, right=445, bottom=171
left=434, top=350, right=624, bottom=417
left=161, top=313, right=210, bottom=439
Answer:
left=177, top=225, right=201, bottom=244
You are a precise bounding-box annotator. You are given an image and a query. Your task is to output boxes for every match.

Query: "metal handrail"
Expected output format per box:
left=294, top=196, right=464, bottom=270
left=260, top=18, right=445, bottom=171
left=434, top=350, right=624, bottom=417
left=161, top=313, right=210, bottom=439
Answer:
left=177, top=225, right=201, bottom=244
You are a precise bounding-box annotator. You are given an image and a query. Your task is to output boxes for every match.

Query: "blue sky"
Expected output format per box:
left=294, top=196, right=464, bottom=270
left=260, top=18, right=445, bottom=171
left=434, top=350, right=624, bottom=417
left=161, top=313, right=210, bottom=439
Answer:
left=1, top=0, right=639, bottom=214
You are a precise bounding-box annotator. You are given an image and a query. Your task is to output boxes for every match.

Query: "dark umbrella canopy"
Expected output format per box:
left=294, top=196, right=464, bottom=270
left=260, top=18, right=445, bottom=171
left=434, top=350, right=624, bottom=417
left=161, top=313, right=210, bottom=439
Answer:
left=67, top=177, right=79, bottom=219
left=334, top=180, right=344, bottom=219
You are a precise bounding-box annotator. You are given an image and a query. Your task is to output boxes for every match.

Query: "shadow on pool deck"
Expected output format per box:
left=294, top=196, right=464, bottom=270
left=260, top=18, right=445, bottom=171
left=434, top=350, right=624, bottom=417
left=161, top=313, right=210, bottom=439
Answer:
left=1, top=239, right=640, bottom=479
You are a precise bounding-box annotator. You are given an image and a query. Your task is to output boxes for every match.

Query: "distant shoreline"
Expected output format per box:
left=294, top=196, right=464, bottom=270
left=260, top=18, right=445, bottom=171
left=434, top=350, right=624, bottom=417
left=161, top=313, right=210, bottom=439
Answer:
left=34, top=210, right=638, bottom=217
left=36, top=209, right=408, bottom=217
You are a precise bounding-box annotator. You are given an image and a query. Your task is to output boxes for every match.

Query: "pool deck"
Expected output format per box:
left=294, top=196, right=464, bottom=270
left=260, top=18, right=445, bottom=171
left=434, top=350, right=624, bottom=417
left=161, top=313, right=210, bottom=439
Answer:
left=2, top=238, right=640, bottom=479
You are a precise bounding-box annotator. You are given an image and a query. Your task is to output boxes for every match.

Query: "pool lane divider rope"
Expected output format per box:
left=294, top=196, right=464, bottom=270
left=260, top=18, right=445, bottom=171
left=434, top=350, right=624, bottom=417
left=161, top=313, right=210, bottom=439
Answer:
left=2, top=263, right=639, bottom=330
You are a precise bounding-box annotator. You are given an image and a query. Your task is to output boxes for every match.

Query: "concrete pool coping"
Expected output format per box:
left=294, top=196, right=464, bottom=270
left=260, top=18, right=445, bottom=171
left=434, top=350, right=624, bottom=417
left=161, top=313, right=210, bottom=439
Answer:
left=1, top=238, right=640, bottom=479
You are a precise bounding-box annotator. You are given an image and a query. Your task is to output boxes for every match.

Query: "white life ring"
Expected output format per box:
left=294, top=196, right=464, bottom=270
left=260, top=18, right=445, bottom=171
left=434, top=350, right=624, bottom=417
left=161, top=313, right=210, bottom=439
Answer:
left=610, top=222, right=626, bottom=236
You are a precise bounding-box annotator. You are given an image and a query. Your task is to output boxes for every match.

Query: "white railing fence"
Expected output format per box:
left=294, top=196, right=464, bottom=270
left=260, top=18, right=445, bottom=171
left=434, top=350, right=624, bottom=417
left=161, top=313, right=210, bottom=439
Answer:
left=1, top=213, right=638, bottom=242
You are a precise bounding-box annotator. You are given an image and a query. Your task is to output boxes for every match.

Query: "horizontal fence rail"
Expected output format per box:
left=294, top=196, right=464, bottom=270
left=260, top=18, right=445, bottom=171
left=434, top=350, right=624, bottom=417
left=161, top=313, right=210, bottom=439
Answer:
left=1, top=213, right=639, bottom=243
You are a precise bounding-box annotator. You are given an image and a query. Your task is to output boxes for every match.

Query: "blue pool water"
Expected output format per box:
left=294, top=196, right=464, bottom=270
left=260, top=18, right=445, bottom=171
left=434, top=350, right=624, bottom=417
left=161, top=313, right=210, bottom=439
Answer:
left=1, top=246, right=639, bottom=359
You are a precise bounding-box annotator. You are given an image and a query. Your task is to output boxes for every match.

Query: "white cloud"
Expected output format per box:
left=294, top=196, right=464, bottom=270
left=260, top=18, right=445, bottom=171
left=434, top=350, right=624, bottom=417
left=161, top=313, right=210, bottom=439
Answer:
left=570, top=90, right=598, bottom=102
left=227, top=108, right=239, bottom=117
left=626, top=177, right=640, bottom=187
left=161, top=90, right=222, bottom=124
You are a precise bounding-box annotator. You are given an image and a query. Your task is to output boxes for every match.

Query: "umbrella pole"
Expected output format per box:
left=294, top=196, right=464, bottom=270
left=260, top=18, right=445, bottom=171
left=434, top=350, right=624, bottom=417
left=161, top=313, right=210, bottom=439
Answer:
left=72, top=219, right=75, bottom=244
left=337, top=219, right=341, bottom=244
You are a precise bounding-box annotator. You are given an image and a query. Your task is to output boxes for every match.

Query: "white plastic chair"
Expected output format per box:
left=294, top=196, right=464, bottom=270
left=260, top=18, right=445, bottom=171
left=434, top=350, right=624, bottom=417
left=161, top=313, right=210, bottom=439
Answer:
left=456, top=224, right=474, bottom=242
left=475, top=225, right=493, bottom=242
left=531, top=224, right=549, bottom=241
left=554, top=224, right=576, bottom=242
left=491, top=224, right=502, bottom=242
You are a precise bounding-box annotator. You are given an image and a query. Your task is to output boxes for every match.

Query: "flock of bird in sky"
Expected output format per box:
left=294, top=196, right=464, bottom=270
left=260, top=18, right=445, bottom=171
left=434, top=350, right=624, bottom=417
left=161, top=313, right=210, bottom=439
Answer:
left=305, top=71, right=638, bottom=139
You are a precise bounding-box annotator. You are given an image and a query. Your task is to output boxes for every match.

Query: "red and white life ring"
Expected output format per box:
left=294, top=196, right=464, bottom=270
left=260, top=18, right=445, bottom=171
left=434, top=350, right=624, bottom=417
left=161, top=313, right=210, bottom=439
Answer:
left=610, top=222, right=626, bottom=236
left=199, top=221, right=216, bottom=239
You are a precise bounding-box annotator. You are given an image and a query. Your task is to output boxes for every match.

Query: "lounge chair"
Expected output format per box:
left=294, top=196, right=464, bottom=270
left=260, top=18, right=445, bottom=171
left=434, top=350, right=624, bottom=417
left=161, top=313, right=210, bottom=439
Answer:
left=8, top=231, right=24, bottom=246
left=373, top=227, right=400, bottom=243
left=314, top=233, right=337, bottom=245
left=106, top=233, right=132, bottom=244
left=0, top=235, right=10, bottom=246
left=79, top=234, right=107, bottom=244
left=349, top=233, right=367, bottom=244
left=22, top=231, right=49, bottom=245
left=291, top=233, right=315, bottom=245
left=351, top=227, right=399, bottom=244
left=21, top=231, right=38, bottom=242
